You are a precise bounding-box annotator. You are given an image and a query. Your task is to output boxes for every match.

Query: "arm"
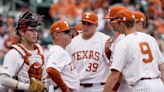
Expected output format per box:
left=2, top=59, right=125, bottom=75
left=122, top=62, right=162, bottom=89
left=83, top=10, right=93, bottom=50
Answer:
left=0, top=74, right=29, bottom=90
left=103, top=69, right=121, bottom=92
left=46, top=67, right=68, bottom=92
left=113, top=73, right=122, bottom=91
left=159, top=62, right=164, bottom=83
left=0, top=50, right=29, bottom=90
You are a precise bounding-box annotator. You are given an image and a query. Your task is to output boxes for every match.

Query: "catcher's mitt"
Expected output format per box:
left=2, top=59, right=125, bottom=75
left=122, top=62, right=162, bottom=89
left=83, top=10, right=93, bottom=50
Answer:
left=28, top=77, right=47, bottom=92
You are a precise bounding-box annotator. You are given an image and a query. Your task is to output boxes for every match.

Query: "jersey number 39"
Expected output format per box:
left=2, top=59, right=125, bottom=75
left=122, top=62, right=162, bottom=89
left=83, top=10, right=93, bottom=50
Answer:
left=139, top=42, right=153, bottom=64
left=86, top=63, right=98, bottom=72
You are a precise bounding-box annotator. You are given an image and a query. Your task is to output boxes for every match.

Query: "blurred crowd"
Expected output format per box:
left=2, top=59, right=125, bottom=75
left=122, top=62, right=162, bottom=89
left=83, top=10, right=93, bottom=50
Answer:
left=0, top=0, right=164, bottom=64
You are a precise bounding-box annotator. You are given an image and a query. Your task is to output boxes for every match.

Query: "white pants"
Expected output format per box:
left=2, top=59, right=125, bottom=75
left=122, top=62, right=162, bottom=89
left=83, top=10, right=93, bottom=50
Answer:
left=48, top=85, right=78, bottom=92
left=79, top=84, right=104, bottom=92
left=118, top=79, right=164, bottom=92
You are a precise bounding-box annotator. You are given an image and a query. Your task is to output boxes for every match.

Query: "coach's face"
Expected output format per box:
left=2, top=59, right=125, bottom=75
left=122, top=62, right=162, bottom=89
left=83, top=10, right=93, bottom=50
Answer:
left=54, top=29, right=72, bottom=46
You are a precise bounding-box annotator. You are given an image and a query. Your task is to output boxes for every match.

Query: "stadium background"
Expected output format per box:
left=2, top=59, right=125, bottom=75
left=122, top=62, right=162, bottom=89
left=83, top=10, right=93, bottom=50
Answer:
left=0, top=0, right=164, bottom=70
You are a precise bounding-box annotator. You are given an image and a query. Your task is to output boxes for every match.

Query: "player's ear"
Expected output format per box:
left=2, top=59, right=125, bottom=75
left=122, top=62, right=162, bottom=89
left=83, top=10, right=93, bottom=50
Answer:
left=53, top=32, right=59, bottom=39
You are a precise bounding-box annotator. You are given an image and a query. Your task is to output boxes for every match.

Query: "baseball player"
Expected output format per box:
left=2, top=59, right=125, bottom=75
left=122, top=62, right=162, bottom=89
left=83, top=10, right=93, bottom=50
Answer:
left=133, top=11, right=147, bottom=33
left=0, top=10, right=46, bottom=92
left=103, top=5, right=128, bottom=54
left=66, top=11, right=111, bottom=92
left=103, top=9, right=164, bottom=92
left=46, top=20, right=79, bottom=92
left=133, top=10, right=164, bottom=83
left=103, top=5, right=128, bottom=91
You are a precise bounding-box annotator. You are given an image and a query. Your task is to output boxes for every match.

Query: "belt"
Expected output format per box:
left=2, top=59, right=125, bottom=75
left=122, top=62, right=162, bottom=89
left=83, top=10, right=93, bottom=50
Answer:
left=80, top=83, right=105, bottom=87
left=54, top=86, right=59, bottom=90
left=140, top=76, right=159, bottom=80
left=131, top=76, right=160, bottom=87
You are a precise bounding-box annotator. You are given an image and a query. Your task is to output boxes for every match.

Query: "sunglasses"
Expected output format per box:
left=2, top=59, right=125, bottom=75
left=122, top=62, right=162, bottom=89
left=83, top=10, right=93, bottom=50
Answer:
left=82, top=21, right=93, bottom=26
left=60, top=30, right=71, bottom=34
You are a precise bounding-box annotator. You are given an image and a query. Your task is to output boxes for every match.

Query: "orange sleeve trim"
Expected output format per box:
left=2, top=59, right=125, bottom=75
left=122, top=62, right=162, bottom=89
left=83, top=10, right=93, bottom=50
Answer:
left=46, top=67, right=68, bottom=92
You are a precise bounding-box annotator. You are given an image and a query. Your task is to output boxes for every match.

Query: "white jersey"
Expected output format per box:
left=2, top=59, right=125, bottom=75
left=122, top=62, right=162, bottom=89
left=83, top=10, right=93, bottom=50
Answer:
left=46, top=45, right=79, bottom=90
left=111, top=34, right=125, bottom=51
left=111, top=32, right=164, bottom=85
left=0, top=44, right=44, bottom=92
left=66, top=32, right=110, bottom=83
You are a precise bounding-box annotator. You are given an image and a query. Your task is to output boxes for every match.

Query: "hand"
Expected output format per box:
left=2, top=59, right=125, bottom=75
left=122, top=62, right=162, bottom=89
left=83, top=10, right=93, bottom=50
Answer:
left=105, top=38, right=113, bottom=60
left=105, top=38, right=114, bottom=50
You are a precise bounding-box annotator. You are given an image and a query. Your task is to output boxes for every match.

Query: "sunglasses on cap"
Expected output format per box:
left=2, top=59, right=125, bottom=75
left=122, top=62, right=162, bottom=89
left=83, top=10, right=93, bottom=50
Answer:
left=82, top=21, right=94, bottom=26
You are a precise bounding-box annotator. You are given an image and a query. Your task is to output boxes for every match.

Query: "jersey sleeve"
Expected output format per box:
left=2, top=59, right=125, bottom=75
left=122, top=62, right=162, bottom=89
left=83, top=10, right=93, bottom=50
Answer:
left=1, top=49, right=23, bottom=77
left=46, top=51, right=67, bottom=72
left=110, top=41, right=128, bottom=72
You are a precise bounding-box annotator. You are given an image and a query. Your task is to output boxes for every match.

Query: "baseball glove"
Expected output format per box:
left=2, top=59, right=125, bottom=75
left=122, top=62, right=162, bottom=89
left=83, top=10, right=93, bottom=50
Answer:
left=28, top=77, right=46, bottom=92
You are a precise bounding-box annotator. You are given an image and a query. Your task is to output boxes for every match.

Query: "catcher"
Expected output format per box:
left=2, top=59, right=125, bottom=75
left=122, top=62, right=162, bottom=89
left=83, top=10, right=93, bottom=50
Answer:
left=0, top=9, right=46, bottom=92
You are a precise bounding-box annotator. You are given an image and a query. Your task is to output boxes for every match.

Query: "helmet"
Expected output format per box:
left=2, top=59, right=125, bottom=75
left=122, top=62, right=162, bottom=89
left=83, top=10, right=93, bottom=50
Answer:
left=15, top=10, right=44, bottom=34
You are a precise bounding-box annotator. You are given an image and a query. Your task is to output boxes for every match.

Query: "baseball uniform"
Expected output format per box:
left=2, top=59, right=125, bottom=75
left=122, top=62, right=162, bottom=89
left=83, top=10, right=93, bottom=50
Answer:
left=46, top=45, right=80, bottom=92
left=0, top=43, right=44, bottom=92
left=111, top=32, right=164, bottom=92
left=66, top=31, right=111, bottom=92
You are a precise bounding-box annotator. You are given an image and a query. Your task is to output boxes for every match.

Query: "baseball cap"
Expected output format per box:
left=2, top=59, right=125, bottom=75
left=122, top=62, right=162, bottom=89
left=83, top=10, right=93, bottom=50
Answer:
left=75, top=22, right=82, bottom=31
left=103, top=5, right=127, bottom=20
left=111, top=9, right=135, bottom=23
left=81, top=12, right=98, bottom=24
left=50, top=20, right=72, bottom=35
left=133, top=11, right=146, bottom=23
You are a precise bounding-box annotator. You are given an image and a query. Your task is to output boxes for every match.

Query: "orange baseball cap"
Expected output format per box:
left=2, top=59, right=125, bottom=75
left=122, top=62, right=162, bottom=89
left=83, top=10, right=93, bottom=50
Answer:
left=133, top=11, right=146, bottom=23
left=75, top=22, right=82, bottom=31
left=111, top=9, right=135, bottom=23
left=50, top=20, right=71, bottom=35
left=103, top=5, right=127, bottom=19
left=81, top=12, right=98, bottom=24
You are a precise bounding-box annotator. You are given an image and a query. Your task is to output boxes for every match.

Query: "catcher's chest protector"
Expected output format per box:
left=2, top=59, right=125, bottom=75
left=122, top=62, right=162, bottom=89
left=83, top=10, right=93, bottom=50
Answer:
left=12, top=44, right=44, bottom=80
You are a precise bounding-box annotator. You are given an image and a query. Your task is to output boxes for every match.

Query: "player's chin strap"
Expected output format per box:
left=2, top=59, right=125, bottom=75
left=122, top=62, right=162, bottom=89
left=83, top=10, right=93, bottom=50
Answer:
left=11, top=43, right=44, bottom=80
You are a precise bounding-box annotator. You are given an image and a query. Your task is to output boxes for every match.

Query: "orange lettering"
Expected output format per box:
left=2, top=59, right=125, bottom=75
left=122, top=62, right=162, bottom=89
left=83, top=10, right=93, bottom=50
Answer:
left=139, top=42, right=153, bottom=64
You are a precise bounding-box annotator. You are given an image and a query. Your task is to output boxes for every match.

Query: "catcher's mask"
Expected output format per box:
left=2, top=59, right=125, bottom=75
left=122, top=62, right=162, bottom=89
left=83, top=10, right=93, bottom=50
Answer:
left=15, top=10, right=44, bottom=35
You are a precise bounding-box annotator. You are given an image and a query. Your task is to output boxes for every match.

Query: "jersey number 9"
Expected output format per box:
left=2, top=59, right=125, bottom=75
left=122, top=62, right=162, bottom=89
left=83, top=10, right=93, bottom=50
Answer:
left=139, top=42, right=153, bottom=64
